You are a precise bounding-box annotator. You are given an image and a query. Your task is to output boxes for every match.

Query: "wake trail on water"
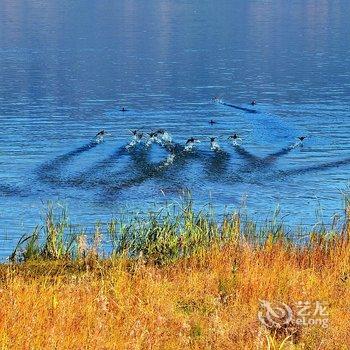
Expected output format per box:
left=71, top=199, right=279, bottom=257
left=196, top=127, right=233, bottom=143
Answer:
left=31, top=100, right=349, bottom=201
left=0, top=183, right=30, bottom=197
left=272, top=156, right=350, bottom=180
left=89, top=142, right=202, bottom=192
left=37, top=141, right=99, bottom=185
left=216, top=100, right=349, bottom=182
left=217, top=99, right=303, bottom=143
left=35, top=140, right=185, bottom=194
left=219, top=101, right=259, bottom=114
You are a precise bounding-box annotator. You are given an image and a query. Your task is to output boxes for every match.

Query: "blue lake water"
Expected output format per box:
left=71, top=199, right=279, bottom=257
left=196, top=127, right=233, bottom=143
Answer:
left=0, top=0, right=349, bottom=258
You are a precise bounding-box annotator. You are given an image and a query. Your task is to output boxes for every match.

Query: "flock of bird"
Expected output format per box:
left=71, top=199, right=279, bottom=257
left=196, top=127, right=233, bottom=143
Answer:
left=93, top=99, right=307, bottom=165
left=94, top=128, right=250, bottom=153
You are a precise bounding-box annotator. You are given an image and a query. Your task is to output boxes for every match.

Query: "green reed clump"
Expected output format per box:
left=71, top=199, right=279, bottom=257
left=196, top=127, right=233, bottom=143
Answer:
left=111, top=201, right=240, bottom=265
left=11, top=197, right=349, bottom=265
left=10, top=201, right=243, bottom=264
left=11, top=203, right=77, bottom=262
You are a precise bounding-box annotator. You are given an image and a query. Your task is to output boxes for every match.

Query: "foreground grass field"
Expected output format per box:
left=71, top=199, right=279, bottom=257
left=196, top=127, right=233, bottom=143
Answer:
left=0, top=202, right=349, bottom=349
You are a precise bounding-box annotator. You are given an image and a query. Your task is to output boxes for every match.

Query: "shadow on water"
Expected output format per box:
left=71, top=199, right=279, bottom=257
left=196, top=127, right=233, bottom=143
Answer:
left=97, top=142, right=197, bottom=197
left=273, top=156, right=350, bottom=180
left=37, top=141, right=99, bottom=185
left=0, top=184, right=29, bottom=197
left=35, top=134, right=349, bottom=204
left=220, top=101, right=259, bottom=114
left=35, top=137, right=296, bottom=200
left=95, top=142, right=232, bottom=202
left=69, top=146, right=129, bottom=186
left=81, top=144, right=165, bottom=187
left=233, top=145, right=261, bottom=163
left=221, top=144, right=296, bottom=184
left=202, top=150, right=232, bottom=181
left=263, top=145, right=296, bottom=163
left=233, top=144, right=295, bottom=170
left=70, top=141, right=181, bottom=189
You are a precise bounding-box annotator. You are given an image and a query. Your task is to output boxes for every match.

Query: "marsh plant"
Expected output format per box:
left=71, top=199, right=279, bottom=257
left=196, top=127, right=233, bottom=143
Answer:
left=9, top=195, right=350, bottom=265
left=3, top=197, right=350, bottom=349
left=11, top=200, right=241, bottom=264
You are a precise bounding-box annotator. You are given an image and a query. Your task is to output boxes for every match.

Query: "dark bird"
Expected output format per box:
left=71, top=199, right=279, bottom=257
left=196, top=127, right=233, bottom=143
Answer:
left=145, top=131, right=158, bottom=147
left=126, top=130, right=143, bottom=149
left=149, top=132, right=158, bottom=138
left=251, top=100, right=257, bottom=106
left=184, top=137, right=200, bottom=151
left=186, top=137, right=200, bottom=145
left=209, top=119, right=217, bottom=125
left=120, top=107, right=127, bottom=112
left=94, top=130, right=111, bottom=143
left=210, top=137, right=221, bottom=151
left=228, top=133, right=238, bottom=140
left=130, top=130, right=143, bottom=139
left=298, top=136, right=306, bottom=142
left=155, top=129, right=172, bottom=143
left=228, top=133, right=242, bottom=145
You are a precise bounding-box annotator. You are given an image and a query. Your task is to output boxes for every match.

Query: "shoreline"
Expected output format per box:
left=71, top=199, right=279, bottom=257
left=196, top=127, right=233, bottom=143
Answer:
left=0, top=202, right=349, bottom=348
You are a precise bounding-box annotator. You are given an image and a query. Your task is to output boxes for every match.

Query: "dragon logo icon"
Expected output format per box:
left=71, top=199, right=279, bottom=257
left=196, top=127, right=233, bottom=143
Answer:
left=258, top=300, right=293, bottom=328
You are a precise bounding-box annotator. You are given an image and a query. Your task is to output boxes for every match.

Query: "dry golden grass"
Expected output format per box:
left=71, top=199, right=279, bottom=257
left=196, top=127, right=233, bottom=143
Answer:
left=1, top=236, right=350, bottom=350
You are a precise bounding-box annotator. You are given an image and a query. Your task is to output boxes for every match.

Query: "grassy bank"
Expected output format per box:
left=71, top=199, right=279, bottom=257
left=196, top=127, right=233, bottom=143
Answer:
left=0, top=202, right=350, bottom=349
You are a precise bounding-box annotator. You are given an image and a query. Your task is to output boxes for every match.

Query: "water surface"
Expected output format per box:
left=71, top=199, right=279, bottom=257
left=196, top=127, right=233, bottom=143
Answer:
left=0, top=0, right=350, bottom=258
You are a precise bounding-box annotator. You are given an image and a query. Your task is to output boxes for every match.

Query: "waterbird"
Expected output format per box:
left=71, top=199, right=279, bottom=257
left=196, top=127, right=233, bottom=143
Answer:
left=228, top=133, right=242, bottom=146
left=184, top=137, right=201, bottom=152
left=126, top=130, right=143, bottom=149
left=212, top=96, right=222, bottom=103
left=156, top=129, right=172, bottom=144
left=120, top=107, right=127, bottom=112
left=251, top=100, right=257, bottom=106
left=131, top=129, right=143, bottom=141
left=94, top=130, right=111, bottom=143
left=296, top=136, right=306, bottom=147
left=145, top=131, right=158, bottom=147
left=210, top=137, right=221, bottom=152
left=209, top=119, right=217, bottom=125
